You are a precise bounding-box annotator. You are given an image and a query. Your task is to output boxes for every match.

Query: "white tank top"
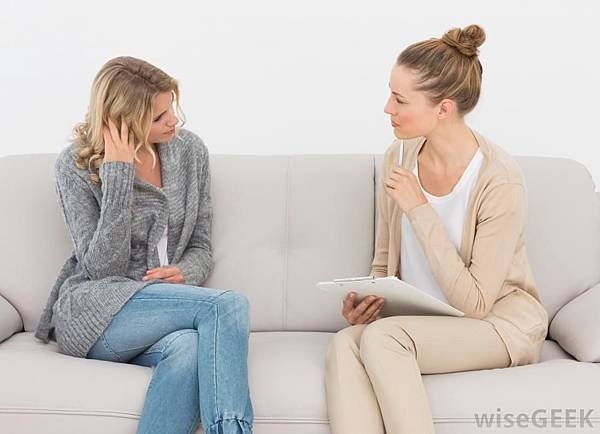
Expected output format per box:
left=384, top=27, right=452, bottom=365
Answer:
left=399, top=140, right=483, bottom=303
left=157, top=224, right=169, bottom=266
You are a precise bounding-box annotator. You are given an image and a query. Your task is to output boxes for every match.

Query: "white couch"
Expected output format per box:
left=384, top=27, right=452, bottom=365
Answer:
left=1, top=151, right=599, bottom=434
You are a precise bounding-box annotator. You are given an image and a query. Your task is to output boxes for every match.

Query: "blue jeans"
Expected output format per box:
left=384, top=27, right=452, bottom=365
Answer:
left=86, top=283, right=254, bottom=434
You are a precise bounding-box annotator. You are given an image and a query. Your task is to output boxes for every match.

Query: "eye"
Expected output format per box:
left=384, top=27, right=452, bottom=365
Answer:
left=395, top=98, right=405, bottom=104
left=153, top=114, right=162, bottom=122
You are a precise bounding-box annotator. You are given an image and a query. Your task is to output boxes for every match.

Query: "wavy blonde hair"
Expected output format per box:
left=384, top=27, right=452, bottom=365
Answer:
left=397, top=24, right=486, bottom=116
left=73, top=56, right=186, bottom=183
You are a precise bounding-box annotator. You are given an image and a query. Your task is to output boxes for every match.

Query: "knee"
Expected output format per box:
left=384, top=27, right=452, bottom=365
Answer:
left=359, top=320, right=415, bottom=366
left=326, top=325, right=363, bottom=367
left=215, top=290, right=251, bottom=323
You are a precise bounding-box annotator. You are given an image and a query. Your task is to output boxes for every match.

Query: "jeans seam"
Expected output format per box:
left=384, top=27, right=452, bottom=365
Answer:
left=138, top=330, right=198, bottom=358
left=131, top=293, right=231, bottom=303
left=213, top=302, right=219, bottom=422
left=101, top=334, right=123, bottom=362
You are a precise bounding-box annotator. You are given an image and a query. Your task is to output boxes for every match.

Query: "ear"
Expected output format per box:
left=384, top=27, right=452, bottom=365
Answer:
left=437, top=99, right=456, bottom=119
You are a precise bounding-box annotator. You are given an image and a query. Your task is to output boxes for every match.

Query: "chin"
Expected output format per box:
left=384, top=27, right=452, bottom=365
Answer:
left=152, top=136, right=172, bottom=145
left=393, top=128, right=426, bottom=141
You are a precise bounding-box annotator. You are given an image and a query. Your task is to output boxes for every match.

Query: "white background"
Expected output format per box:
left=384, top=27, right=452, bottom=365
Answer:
left=1, top=0, right=598, bottom=188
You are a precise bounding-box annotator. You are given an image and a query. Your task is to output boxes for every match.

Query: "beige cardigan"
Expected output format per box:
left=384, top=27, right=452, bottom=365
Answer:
left=370, top=128, right=548, bottom=367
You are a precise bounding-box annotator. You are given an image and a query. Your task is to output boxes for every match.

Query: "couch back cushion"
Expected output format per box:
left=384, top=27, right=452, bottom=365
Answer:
left=515, top=156, right=600, bottom=320
left=205, top=155, right=375, bottom=331
left=0, top=153, right=374, bottom=333
left=0, top=152, right=598, bottom=333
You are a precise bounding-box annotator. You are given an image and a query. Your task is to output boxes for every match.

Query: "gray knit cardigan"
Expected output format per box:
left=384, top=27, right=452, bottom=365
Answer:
left=34, top=128, right=214, bottom=358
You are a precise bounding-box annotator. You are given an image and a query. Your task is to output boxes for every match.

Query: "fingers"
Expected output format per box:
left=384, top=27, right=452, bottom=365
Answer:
left=163, top=275, right=185, bottom=284
left=143, top=266, right=176, bottom=281
left=364, top=301, right=385, bottom=323
left=348, top=295, right=377, bottom=324
left=390, top=166, right=413, bottom=177
left=342, top=292, right=356, bottom=317
left=120, top=118, right=129, bottom=145
left=356, top=297, right=385, bottom=324
left=128, top=124, right=136, bottom=148
left=107, top=117, right=120, bottom=145
left=102, top=126, right=112, bottom=148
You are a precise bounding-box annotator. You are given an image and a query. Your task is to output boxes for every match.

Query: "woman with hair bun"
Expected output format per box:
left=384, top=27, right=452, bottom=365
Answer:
left=35, top=56, right=254, bottom=434
left=325, top=25, right=548, bottom=434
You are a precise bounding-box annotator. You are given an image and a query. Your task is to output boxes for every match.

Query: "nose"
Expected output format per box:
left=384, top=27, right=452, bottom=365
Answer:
left=384, top=96, right=395, bottom=115
left=166, top=113, right=178, bottom=128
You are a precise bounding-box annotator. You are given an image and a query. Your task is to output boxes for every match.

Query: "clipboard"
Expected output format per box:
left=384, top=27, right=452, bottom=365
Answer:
left=317, top=276, right=464, bottom=317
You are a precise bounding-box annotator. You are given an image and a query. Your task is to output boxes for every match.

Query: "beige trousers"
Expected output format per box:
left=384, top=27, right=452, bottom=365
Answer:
left=324, top=315, right=511, bottom=434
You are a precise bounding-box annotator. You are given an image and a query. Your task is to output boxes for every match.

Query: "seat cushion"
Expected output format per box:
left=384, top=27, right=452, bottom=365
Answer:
left=426, top=358, right=600, bottom=433
left=0, top=332, right=332, bottom=434
left=0, top=332, right=593, bottom=434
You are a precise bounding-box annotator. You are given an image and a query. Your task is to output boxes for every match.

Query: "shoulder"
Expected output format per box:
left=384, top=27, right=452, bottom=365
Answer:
left=53, top=142, right=93, bottom=185
left=173, top=128, right=209, bottom=159
left=477, top=132, right=526, bottom=187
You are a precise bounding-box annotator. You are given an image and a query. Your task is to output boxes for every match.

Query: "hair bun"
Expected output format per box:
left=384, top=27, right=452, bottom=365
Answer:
left=441, top=25, right=486, bottom=57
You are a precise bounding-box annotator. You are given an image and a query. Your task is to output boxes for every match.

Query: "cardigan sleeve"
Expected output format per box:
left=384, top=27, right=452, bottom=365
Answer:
left=405, top=182, right=527, bottom=319
left=370, top=158, right=390, bottom=278
left=174, top=138, right=214, bottom=286
left=54, top=160, right=135, bottom=280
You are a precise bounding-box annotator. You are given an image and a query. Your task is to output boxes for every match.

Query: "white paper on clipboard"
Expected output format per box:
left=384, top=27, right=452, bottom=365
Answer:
left=317, top=276, right=464, bottom=317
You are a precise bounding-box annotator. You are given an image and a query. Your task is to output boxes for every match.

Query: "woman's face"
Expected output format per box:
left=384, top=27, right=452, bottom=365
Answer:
left=384, top=64, right=441, bottom=140
left=147, top=91, right=179, bottom=144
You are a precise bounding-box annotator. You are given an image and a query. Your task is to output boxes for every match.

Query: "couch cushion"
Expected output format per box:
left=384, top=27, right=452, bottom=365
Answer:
left=204, top=156, right=290, bottom=331
left=0, top=295, right=22, bottom=343
left=549, top=282, right=600, bottom=362
left=1, top=153, right=599, bottom=336
left=0, top=331, right=333, bottom=434
left=516, top=156, right=600, bottom=321
left=282, top=155, right=375, bottom=331
left=539, top=338, right=575, bottom=362
left=0, top=153, right=376, bottom=335
left=0, top=154, right=72, bottom=333
left=427, top=358, right=600, bottom=433
left=0, top=332, right=588, bottom=434
left=206, top=154, right=375, bottom=333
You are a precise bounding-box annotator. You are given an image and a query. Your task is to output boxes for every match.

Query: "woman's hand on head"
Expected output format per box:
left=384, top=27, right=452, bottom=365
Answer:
left=142, top=266, right=185, bottom=284
left=384, top=165, right=428, bottom=213
left=342, top=292, right=385, bottom=325
left=102, top=117, right=137, bottom=164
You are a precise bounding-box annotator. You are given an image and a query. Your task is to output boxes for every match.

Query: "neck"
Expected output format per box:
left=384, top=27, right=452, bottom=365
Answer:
left=420, top=120, right=479, bottom=169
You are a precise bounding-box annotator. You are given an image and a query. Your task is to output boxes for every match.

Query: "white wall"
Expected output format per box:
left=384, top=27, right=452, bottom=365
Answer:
left=2, top=0, right=598, bottom=188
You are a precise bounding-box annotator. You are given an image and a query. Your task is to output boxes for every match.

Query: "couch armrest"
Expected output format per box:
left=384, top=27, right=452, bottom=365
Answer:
left=0, top=294, right=23, bottom=343
left=549, top=281, right=600, bottom=362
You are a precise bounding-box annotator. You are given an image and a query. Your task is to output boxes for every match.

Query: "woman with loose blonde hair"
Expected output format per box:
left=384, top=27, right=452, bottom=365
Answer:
left=325, top=25, right=547, bottom=434
left=72, top=56, right=186, bottom=183
left=35, top=56, right=254, bottom=434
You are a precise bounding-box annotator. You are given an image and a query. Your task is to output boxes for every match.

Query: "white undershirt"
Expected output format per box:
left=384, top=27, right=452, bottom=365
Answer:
left=157, top=224, right=169, bottom=266
left=400, top=144, right=483, bottom=303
